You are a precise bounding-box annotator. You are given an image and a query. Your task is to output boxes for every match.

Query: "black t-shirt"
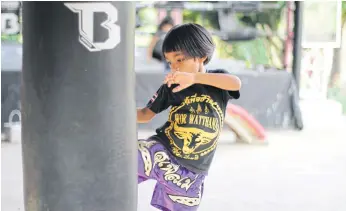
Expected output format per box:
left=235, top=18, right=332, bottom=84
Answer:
left=146, top=69, right=240, bottom=174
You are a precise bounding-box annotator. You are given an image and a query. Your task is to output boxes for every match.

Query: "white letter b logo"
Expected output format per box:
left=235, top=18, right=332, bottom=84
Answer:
left=65, top=3, right=121, bottom=52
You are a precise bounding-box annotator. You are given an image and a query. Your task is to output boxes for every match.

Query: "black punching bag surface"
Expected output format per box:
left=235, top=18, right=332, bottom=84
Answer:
left=21, top=2, right=137, bottom=211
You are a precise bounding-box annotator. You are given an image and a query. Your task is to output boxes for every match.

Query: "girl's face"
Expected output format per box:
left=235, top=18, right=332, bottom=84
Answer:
left=164, top=51, right=206, bottom=73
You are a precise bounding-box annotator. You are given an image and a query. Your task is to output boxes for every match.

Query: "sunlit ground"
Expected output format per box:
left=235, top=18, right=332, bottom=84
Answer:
left=2, top=120, right=346, bottom=211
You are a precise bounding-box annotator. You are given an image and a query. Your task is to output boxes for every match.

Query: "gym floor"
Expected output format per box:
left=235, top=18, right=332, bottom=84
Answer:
left=2, top=128, right=346, bottom=211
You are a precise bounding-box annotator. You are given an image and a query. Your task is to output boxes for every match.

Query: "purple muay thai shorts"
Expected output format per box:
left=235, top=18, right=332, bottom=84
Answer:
left=138, top=138, right=205, bottom=211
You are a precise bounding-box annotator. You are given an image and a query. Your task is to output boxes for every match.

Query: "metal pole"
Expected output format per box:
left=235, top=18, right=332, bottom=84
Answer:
left=292, top=1, right=304, bottom=92
left=21, top=2, right=137, bottom=211
left=283, top=1, right=294, bottom=69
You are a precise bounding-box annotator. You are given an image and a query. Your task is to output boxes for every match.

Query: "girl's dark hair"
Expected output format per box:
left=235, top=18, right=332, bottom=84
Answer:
left=158, top=16, right=175, bottom=31
left=162, top=23, right=215, bottom=65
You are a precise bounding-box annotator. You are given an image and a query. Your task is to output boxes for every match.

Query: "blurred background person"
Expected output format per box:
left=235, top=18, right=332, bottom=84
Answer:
left=146, top=16, right=175, bottom=72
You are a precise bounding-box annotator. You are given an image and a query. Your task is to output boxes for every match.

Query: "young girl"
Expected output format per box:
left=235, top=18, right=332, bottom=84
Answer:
left=137, top=23, right=241, bottom=211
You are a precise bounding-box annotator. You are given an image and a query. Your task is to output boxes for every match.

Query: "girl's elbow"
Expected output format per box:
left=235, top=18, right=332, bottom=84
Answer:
left=235, top=77, right=242, bottom=89
left=230, top=76, right=241, bottom=90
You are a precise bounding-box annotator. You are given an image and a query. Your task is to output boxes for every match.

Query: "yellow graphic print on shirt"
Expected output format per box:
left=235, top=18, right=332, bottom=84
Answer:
left=165, top=94, right=224, bottom=160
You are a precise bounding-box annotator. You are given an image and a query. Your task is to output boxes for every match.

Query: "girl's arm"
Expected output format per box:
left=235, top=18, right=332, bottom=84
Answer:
left=165, top=72, right=241, bottom=93
left=137, top=107, right=156, bottom=123
left=194, top=72, right=241, bottom=91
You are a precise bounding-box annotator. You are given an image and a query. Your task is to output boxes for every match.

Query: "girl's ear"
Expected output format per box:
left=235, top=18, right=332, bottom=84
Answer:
left=199, top=56, right=207, bottom=64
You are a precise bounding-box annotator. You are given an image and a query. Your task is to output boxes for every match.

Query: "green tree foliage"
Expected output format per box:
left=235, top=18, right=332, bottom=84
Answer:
left=183, top=1, right=287, bottom=69
left=343, top=2, right=346, bottom=24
